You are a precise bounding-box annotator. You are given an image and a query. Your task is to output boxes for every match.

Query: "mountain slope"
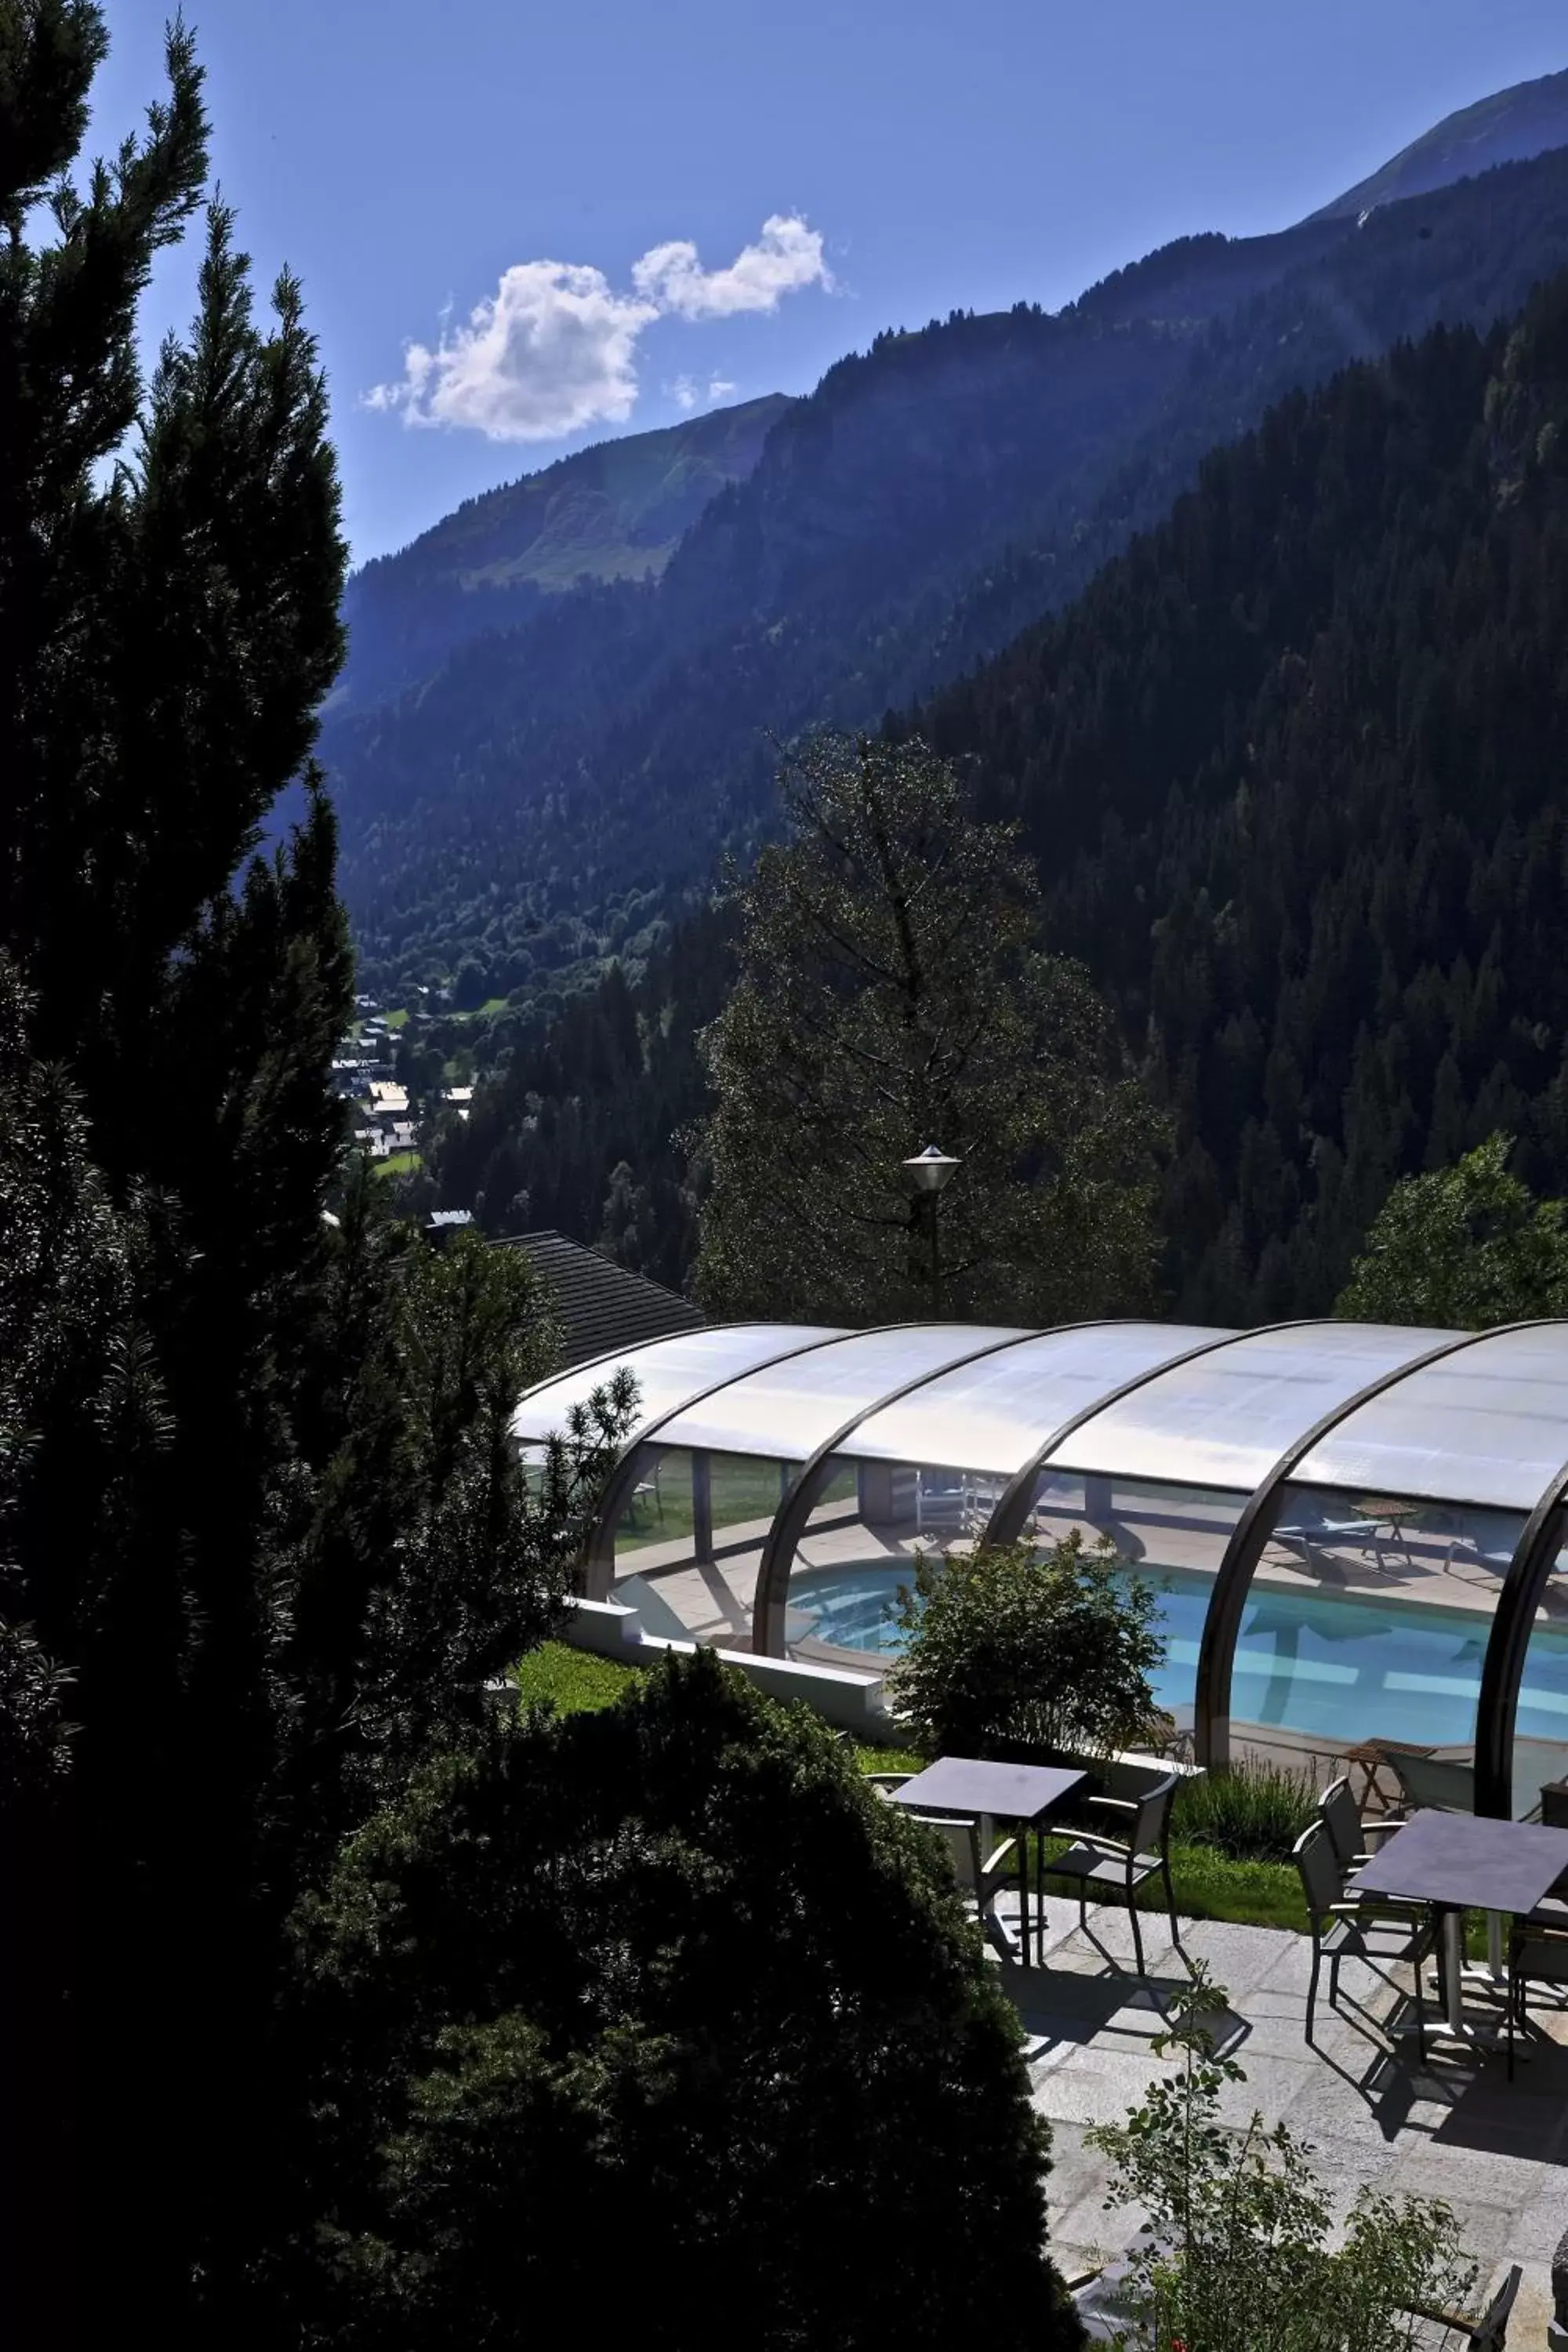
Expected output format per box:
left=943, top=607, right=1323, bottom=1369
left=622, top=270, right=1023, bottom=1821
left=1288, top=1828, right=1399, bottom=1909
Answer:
left=436, top=274, right=1568, bottom=1331
left=332, top=143, right=1568, bottom=1017
left=336, top=394, right=792, bottom=711
left=920, top=279, right=1568, bottom=1319
left=1312, top=64, right=1568, bottom=221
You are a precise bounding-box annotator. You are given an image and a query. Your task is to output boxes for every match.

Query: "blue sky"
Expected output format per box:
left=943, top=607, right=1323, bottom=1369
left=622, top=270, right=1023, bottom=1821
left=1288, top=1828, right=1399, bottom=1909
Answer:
left=88, top=1, right=1566, bottom=564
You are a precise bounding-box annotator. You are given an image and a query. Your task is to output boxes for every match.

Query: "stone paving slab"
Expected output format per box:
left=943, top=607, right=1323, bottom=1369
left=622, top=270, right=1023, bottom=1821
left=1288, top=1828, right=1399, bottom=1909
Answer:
left=998, top=1896, right=1567, bottom=2347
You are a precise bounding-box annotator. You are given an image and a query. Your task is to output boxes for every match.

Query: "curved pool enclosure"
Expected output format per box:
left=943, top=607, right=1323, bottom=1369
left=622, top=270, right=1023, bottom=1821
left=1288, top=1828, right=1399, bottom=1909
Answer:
left=513, top=1318, right=1568, bottom=1819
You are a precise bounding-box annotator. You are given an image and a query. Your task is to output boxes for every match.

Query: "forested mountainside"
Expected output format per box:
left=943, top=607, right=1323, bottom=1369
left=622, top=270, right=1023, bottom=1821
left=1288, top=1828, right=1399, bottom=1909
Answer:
left=335, top=394, right=793, bottom=712
left=332, top=143, right=1568, bottom=1015
left=437, top=274, right=1568, bottom=1325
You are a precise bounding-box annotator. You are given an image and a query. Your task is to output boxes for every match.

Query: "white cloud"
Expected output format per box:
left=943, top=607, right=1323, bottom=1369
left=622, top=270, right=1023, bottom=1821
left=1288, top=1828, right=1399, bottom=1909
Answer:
left=631, top=212, right=831, bottom=320
left=366, top=215, right=826, bottom=445
left=365, top=261, right=655, bottom=442
left=666, top=372, right=740, bottom=413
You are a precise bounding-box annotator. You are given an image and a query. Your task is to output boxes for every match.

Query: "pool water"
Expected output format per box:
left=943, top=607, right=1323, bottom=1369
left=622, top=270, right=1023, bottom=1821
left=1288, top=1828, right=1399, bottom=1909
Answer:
left=787, top=1560, right=1568, bottom=1753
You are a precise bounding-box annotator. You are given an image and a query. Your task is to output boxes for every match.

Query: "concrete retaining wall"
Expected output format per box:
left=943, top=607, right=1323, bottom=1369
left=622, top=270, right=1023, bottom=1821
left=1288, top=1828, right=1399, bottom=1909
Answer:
left=558, top=1596, right=897, bottom=1738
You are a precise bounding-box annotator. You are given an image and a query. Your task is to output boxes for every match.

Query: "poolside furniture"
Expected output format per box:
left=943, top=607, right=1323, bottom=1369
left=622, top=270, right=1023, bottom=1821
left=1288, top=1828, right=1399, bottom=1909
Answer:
left=915, top=1815, right=1027, bottom=1958
left=1348, top=1497, right=1417, bottom=1555
left=1319, top=1774, right=1401, bottom=1872
left=1508, top=1919, right=1568, bottom=2078
left=1293, top=1821, right=1432, bottom=2053
left=888, top=1756, right=1086, bottom=1965
left=1035, top=1770, right=1180, bottom=1980
left=1340, top=1737, right=1438, bottom=1817
left=913, top=1468, right=986, bottom=1534
left=630, top=1462, right=663, bottom=1523
left=1387, top=1752, right=1476, bottom=1817
left=1271, top=1508, right=1389, bottom=1570
left=867, top=1772, right=1024, bottom=1956
left=1403, top=2263, right=1522, bottom=2350
left=1352, top=1808, right=1568, bottom=2051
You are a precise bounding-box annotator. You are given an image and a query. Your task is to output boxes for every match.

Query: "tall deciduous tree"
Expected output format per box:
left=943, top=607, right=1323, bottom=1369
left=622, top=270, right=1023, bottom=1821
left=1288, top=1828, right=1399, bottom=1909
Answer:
left=691, top=735, right=1164, bottom=1322
left=1334, top=1133, right=1568, bottom=1327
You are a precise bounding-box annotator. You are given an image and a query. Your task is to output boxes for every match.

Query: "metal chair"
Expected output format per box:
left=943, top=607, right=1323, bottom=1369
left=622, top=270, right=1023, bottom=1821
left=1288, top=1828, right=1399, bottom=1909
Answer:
left=1402, top=2263, right=1522, bottom=2349
left=1292, top=1820, right=1431, bottom=2054
left=1317, top=1778, right=1426, bottom=1935
left=1507, top=1918, right=1568, bottom=2079
left=1319, top=1774, right=1399, bottom=1872
left=1036, top=1771, right=1180, bottom=1978
left=906, top=1811, right=1022, bottom=1958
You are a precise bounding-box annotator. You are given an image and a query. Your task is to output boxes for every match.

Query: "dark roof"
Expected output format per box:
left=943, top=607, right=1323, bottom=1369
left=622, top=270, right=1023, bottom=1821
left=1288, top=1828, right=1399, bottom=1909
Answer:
left=499, top=1230, right=703, bottom=1368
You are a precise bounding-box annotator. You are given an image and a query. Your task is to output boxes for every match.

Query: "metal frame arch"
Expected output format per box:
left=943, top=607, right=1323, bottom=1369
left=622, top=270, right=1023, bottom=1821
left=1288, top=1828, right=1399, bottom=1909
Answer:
left=1475, top=1406, right=1568, bottom=1818
left=750, top=1324, right=1080, bottom=1657
left=1189, top=1323, right=1539, bottom=1770
left=580, top=1325, right=876, bottom=1600
left=978, top=1323, right=1317, bottom=1553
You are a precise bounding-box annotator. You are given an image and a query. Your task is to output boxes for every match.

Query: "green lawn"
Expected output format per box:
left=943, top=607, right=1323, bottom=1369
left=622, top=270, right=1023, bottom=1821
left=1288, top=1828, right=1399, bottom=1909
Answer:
left=384, top=1007, right=409, bottom=1030
left=514, top=1641, right=917, bottom=1777
left=510, top=1642, right=1494, bottom=1950
left=515, top=1644, right=1305, bottom=1927
left=373, top=1149, right=421, bottom=1179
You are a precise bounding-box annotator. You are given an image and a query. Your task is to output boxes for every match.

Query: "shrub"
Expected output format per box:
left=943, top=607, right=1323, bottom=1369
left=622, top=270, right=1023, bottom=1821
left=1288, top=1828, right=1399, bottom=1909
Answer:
left=1086, top=1965, right=1477, bottom=2350
left=893, top=1531, right=1166, bottom=1762
left=1171, top=1759, right=1318, bottom=1864
left=283, top=1649, right=1086, bottom=2351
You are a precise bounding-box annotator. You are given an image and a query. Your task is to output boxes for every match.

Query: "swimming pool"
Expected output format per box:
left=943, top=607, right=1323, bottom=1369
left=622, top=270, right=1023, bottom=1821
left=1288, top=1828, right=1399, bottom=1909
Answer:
left=786, top=1560, right=1568, bottom=1754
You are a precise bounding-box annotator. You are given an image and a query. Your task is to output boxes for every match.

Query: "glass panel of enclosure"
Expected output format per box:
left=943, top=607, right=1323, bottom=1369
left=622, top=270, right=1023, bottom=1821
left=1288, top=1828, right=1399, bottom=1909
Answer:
left=1294, top=1323, right=1568, bottom=1510
left=1040, top=1322, right=1450, bottom=1495
left=1239, top=1481, right=1526, bottom=1776
left=1513, top=1536, right=1568, bottom=1816
left=511, top=1323, right=844, bottom=1445
left=612, top=1443, right=804, bottom=1566
left=843, top=1323, right=1227, bottom=1478
left=782, top=1455, right=1007, bottom=1657
left=1017, top=1467, right=1247, bottom=1741
left=652, top=1325, right=1032, bottom=1459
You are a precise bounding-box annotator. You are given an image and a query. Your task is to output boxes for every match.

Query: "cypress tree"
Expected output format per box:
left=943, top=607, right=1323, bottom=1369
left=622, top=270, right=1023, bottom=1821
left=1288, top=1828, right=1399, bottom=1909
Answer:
left=0, top=6, right=350, bottom=2327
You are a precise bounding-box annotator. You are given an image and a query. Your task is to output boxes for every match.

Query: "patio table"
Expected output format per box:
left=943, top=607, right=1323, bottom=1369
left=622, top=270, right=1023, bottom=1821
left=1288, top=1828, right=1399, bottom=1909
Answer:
left=1351, top=1808, right=1568, bottom=2050
left=890, top=1757, right=1086, bottom=1965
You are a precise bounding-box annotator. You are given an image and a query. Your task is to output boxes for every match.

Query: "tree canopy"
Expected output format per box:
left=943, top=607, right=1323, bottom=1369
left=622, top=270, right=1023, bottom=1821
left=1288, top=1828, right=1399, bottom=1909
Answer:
left=280, top=1648, right=1084, bottom=2352
left=0, top=12, right=619, bottom=2328
left=1334, top=1133, right=1568, bottom=1328
left=691, top=735, right=1165, bottom=1322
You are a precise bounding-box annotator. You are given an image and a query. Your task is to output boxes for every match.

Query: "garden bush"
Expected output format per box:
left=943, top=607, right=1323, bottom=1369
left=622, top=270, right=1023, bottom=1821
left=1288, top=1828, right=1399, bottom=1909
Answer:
left=1086, top=1966, right=1477, bottom=2350
left=893, top=1531, right=1165, bottom=1762
left=1171, top=1759, right=1318, bottom=1864
left=283, top=1647, right=1087, bottom=2350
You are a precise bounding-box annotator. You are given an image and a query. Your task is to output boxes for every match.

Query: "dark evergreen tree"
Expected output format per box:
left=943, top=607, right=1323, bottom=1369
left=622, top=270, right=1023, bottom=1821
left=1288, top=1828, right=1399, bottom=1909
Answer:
left=0, top=13, right=627, bottom=2331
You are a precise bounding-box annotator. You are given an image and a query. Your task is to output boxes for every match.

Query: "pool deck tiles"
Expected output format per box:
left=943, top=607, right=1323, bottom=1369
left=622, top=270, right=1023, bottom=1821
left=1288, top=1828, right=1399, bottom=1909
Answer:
left=998, top=1893, right=1568, bottom=2346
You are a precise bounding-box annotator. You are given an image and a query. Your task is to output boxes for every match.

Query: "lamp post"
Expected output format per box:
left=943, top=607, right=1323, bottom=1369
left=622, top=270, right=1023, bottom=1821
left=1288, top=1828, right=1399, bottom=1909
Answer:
left=903, top=1144, right=960, bottom=1318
